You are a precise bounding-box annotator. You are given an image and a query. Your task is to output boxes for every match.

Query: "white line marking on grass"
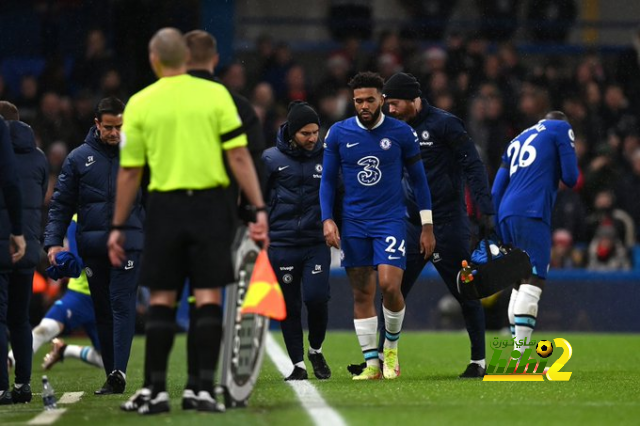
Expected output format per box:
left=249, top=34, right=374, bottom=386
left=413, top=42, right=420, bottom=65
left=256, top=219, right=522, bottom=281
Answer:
left=266, top=333, right=347, bottom=426
left=58, top=392, right=84, bottom=404
left=27, top=408, right=67, bottom=425
left=26, top=392, right=83, bottom=424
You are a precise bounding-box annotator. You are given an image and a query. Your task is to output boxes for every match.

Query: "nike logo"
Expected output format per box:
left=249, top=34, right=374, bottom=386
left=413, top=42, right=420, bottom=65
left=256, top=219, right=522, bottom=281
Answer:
left=311, top=270, right=322, bottom=275
left=85, top=161, right=96, bottom=167
left=278, top=166, right=289, bottom=171
left=346, top=142, right=359, bottom=148
left=124, top=265, right=134, bottom=270
left=388, top=256, right=401, bottom=260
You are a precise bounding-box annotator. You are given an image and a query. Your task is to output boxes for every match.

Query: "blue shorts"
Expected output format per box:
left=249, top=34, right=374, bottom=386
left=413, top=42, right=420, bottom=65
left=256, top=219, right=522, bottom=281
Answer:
left=341, top=218, right=406, bottom=269
left=45, top=289, right=100, bottom=350
left=499, top=216, right=551, bottom=279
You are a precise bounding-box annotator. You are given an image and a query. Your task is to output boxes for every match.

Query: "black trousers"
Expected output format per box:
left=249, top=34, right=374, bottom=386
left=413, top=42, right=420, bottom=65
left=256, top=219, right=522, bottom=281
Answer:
left=84, top=252, right=140, bottom=377
left=0, top=270, right=33, bottom=389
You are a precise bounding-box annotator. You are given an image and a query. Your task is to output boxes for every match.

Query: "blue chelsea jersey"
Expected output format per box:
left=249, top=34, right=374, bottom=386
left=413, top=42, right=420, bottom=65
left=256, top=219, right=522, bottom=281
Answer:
left=323, top=114, right=420, bottom=221
left=498, top=119, right=579, bottom=225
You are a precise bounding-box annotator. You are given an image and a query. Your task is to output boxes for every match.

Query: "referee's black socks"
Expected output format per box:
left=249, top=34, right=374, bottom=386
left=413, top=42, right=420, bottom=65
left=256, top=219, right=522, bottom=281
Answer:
left=195, top=304, right=223, bottom=395
left=146, top=305, right=176, bottom=396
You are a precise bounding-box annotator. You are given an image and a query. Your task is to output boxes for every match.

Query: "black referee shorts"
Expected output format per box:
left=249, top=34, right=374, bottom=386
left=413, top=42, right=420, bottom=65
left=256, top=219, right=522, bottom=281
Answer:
left=139, top=188, right=235, bottom=291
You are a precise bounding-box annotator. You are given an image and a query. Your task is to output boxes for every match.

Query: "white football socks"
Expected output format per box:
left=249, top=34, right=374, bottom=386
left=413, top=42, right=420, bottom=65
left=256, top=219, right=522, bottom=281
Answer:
left=382, top=306, right=405, bottom=350
left=354, top=317, right=379, bottom=368
left=64, top=345, right=104, bottom=368
left=514, top=284, right=542, bottom=355
left=508, top=289, right=519, bottom=338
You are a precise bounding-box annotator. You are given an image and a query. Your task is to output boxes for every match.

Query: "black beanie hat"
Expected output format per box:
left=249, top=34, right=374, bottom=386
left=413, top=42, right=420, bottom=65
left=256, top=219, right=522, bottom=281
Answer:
left=287, top=101, right=320, bottom=136
left=383, top=72, right=422, bottom=100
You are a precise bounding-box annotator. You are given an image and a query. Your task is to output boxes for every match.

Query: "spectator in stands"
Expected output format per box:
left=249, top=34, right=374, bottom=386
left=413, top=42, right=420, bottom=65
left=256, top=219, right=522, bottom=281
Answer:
left=262, top=43, right=294, bottom=100
left=587, top=225, right=631, bottom=271
left=32, top=92, right=75, bottom=152
left=13, top=76, right=40, bottom=125
left=585, top=189, right=636, bottom=250
left=615, top=148, right=640, bottom=242
left=550, top=229, right=583, bottom=269
left=517, top=81, right=551, bottom=128
left=220, top=62, right=248, bottom=97
left=582, top=146, right=619, bottom=207
left=552, top=183, right=588, bottom=244
left=72, top=29, right=115, bottom=92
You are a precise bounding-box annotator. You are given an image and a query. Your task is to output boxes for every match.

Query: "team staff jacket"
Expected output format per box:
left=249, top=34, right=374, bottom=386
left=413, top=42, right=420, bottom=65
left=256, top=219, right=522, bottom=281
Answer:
left=0, top=121, right=48, bottom=271
left=262, top=123, right=325, bottom=247
left=404, top=99, right=494, bottom=225
left=44, top=126, right=145, bottom=257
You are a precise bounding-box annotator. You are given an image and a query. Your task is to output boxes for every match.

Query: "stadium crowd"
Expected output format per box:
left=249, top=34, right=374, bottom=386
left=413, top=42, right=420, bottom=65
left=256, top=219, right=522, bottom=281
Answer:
left=1, top=23, right=639, bottom=326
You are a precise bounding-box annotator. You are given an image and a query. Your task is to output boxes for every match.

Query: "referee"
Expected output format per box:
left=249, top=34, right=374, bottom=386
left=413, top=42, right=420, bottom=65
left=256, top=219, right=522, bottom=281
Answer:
left=107, top=28, right=268, bottom=415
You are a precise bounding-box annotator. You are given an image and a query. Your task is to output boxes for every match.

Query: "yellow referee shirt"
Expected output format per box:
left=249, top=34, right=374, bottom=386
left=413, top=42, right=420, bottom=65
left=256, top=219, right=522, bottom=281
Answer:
left=120, top=74, right=247, bottom=191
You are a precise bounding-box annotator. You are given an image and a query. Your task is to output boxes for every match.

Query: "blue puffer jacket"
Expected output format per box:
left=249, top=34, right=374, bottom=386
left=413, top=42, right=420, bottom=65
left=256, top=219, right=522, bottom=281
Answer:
left=262, top=123, right=324, bottom=247
left=44, top=127, right=144, bottom=257
left=0, top=121, right=48, bottom=271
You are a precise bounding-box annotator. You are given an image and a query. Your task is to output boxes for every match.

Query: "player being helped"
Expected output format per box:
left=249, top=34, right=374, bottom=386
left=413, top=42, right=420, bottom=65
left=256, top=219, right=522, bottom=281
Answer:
left=320, top=71, right=435, bottom=380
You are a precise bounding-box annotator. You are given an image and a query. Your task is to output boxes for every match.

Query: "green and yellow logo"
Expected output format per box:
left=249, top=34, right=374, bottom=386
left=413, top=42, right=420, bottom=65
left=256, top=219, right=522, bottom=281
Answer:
left=483, top=337, right=573, bottom=382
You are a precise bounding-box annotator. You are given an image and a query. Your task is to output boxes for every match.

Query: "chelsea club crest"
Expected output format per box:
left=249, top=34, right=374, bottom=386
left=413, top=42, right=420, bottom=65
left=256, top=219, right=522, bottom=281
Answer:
left=379, top=138, right=391, bottom=150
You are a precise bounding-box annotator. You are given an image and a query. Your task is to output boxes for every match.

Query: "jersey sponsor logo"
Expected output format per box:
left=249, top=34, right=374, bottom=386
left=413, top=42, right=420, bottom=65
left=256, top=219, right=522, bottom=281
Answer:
left=421, top=130, right=430, bottom=140
left=278, top=165, right=289, bottom=171
left=282, top=273, right=293, bottom=283
left=420, top=141, right=433, bottom=147
left=346, top=142, right=360, bottom=148
left=279, top=266, right=294, bottom=271
left=85, top=156, right=95, bottom=167
left=356, top=156, right=382, bottom=186
left=379, top=138, right=391, bottom=150
left=311, top=264, right=322, bottom=274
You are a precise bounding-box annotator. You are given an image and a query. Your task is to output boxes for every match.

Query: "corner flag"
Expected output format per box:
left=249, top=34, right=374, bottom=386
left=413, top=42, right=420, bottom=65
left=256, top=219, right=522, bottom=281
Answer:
left=241, top=250, right=286, bottom=320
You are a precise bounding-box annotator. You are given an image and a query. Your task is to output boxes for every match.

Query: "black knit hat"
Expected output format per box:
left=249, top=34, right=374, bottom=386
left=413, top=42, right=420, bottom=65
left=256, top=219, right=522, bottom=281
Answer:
left=287, top=101, right=320, bottom=136
left=383, top=72, right=422, bottom=100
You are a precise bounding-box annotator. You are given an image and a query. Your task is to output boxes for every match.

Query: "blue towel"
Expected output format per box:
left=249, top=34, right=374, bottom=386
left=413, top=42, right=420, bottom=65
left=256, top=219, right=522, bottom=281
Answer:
left=471, top=239, right=504, bottom=265
left=46, top=251, right=84, bottom=280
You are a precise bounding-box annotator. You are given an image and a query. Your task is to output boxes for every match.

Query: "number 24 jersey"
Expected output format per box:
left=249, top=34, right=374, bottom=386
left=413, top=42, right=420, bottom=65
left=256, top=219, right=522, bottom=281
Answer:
left=324, top=114, right=420, bottom=221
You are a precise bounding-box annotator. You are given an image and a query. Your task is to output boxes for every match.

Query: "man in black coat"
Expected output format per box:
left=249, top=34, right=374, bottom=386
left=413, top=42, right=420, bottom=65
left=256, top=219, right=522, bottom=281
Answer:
left=0, top=102, right=48, bottom=404
left=383, top=73, right=495, bottom=378
left=44, top=97, right=145, bottom=395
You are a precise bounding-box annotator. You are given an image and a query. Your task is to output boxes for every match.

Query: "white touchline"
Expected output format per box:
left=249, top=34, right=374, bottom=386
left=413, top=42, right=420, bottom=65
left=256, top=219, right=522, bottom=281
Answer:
left=27, top=392, right=84, bottom=425
left=58, top=392, right=84, bottom=404
left=27, top=409, right=67, bottom=425
left=266, top=333, right=347, bottom=426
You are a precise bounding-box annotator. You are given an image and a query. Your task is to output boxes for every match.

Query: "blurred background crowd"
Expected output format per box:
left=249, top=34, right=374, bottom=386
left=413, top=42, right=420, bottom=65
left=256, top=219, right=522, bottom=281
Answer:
left=1, top=0, right=639, bottom=326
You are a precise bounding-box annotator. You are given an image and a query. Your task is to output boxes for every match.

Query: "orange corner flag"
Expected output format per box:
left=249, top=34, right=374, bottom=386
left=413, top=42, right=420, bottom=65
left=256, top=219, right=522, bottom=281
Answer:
left=241, top=250, right=287, bottom=321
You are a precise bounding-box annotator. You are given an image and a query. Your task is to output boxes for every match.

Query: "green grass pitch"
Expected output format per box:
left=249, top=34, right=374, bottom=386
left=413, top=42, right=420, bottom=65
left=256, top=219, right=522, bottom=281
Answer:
left=2, top=331, right=639, bottom=425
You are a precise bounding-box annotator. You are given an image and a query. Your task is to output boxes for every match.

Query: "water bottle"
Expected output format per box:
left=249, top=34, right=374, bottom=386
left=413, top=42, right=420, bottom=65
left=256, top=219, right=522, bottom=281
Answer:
left=42, top=375, right=57, bottom=410
left=460, top=260, right=475, bottom=284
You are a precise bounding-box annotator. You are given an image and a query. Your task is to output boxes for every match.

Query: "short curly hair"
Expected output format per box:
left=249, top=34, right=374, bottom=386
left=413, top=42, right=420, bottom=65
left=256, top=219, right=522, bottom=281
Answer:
left=348, top=71, right=384, bottom=92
